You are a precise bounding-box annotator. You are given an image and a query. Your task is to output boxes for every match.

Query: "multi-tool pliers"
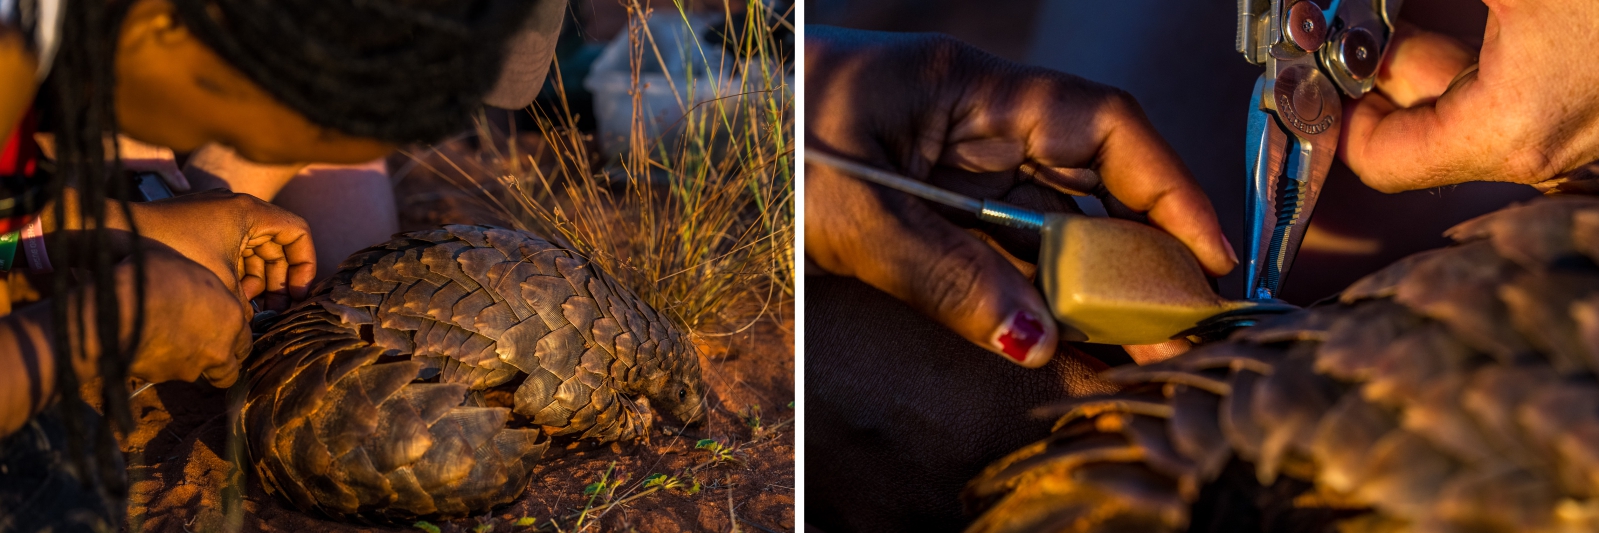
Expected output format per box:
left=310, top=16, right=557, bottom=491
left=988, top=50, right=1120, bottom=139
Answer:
left=1237, top=0, right=1401, bottom=300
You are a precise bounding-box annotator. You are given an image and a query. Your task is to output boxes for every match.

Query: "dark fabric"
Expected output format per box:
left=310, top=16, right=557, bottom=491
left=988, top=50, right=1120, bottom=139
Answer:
left=804, top=275, right=1118, bottom=532
left=482, top=0, right=567, bottom=109
left=0, top=407, right=121, bottom=533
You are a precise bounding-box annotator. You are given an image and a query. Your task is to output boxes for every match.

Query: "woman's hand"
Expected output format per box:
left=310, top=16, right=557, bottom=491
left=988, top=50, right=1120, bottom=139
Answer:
left=118, top=249, right=251, bottom=387
left=1341, top=2, right=1599, bottom=191
left=129, top=190, right=316, bottom=311
left=805, top=26, right=1234, bottom=368
left=0, top=249, right=248, bottom=436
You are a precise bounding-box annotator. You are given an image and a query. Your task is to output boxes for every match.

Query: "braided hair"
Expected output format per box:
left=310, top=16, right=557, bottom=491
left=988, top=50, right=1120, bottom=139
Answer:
left=42, top=0, right=142, bottom=519
left=34, top=0, right=546, bottom=522
left=169, top=0, right=541, bottom=144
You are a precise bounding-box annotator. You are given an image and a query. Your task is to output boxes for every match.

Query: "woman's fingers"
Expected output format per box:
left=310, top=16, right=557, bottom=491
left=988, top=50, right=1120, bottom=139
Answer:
left=240, top=253, right=266, bottom=302
left=807, top=164, right=1058, bottom=367
left=1124, top=339, right=1193, bottom=365
left=234, top=201, right=315, bottom=309
left=245, top=239, right=286, bottom=290
left=944, top=62, right=1236, bottom=276
left=201, top=350, right=242, bottom=388
left=247, top=240, right=292, bottom=311
left=806, top=29, right=1240, bottom=369
left=244, top=209, right=316, bottom=302
left=206, top=326, right=249, bottom=388
left=126, top=250, right=251, bottom=387
left=279, top=231, right=316, bottom=301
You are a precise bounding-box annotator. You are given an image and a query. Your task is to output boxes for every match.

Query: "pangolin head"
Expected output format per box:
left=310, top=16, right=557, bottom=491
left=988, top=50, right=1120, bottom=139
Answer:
left=639, top=336, right=707, bottom=427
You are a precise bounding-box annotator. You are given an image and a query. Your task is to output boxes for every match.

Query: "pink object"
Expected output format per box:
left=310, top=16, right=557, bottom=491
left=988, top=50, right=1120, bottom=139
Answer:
left=21, top=215, right=49, bottom=273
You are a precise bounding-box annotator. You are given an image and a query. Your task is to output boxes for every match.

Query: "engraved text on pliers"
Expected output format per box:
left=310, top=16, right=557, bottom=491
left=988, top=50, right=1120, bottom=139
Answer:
left=1275, top=93, right=1334, bottom=135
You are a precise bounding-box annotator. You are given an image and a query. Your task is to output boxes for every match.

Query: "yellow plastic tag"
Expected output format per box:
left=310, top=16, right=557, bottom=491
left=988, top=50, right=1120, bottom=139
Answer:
left=1037, top=214, right=1255, bottom=345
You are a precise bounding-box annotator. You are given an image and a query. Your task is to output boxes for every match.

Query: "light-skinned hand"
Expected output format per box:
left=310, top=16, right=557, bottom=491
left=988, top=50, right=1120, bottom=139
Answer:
left=1341, top=2, right=1599, bottom=191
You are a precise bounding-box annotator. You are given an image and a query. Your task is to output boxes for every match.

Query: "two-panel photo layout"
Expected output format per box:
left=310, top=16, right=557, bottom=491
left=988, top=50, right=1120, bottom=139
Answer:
left=0, top=0, right=1587, bottom=532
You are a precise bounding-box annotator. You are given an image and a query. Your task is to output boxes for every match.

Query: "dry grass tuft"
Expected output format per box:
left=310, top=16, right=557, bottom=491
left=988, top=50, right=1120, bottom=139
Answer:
left=412, top=0, right=793, bottom=335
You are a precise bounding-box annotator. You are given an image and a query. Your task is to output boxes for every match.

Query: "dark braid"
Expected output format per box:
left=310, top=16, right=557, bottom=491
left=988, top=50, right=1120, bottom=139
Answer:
left=169, top=0, right=544, bottom=144
left=42, top=0, right=140, bottom=519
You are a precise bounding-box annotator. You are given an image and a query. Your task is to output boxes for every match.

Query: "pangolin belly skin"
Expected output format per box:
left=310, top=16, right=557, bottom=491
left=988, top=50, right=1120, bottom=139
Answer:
left=964, top=196, right=1599, bottom=533
left=240, top=225, right=706, bottom=521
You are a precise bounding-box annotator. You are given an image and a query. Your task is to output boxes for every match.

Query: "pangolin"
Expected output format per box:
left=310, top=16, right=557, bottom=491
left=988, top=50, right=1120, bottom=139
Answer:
left=963, top=195, right=1599, bottom=533
left=239, top=225, right=706, bottom=521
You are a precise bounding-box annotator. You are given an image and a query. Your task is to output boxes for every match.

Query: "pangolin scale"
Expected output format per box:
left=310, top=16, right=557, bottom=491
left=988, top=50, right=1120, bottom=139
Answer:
left=965, top=196, right=1599, bottom=533
left=240, top=225, right=705, bottom=521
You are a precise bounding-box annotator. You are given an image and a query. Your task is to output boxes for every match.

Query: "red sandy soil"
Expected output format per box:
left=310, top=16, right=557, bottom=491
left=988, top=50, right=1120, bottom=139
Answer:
left=120, top=136, right=795, bottom=533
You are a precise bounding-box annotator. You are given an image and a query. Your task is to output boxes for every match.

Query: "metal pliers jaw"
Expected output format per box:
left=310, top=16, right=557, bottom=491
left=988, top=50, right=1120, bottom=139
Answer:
left=1236, top=0, right=1401, bottom=301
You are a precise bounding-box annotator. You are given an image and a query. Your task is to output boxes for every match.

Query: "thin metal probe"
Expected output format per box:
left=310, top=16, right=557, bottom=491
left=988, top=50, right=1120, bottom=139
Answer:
left=130, top=382, right=154, bottom=399
left=804, top=149, right=1047, bottom=231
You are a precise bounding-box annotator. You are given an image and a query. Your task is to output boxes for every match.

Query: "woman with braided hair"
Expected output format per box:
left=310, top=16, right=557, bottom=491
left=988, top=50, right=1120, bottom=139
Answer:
left=0, top=0, right=564, bottom=530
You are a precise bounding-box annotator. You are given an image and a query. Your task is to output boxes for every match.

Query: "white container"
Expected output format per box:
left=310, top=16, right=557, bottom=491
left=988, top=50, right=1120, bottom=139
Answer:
left=585, top=13, right=730, bottom=157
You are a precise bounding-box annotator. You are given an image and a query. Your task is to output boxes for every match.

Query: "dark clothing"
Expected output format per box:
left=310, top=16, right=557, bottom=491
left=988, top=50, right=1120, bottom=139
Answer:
left=0, top=406, right=120, bottom=533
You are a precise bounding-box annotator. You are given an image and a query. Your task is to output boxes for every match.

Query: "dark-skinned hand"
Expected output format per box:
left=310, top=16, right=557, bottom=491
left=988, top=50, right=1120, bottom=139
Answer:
left=56, top=249, right=251, bottom=389
left=805, top=26, right=1236, bottom=367
left=127, top=189, right=316, bottom=311
left=119, top=249, right=251, bottom=387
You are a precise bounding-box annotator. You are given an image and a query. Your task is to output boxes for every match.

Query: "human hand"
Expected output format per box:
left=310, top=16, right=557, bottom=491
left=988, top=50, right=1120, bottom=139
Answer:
left=129, top=190, right=316, bottom=311
left=804, top=26, right=1234, bottom=367
left=118, top=249, right=251, bottom=388
left=1341, top=4, right=1599, bottom=192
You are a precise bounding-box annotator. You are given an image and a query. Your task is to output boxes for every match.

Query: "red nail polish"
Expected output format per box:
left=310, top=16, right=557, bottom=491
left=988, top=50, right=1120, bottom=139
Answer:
left=994, top=310, right=1045, bottom=363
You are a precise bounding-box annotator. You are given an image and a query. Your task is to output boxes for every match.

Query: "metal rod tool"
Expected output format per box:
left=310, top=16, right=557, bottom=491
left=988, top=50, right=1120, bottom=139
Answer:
left=806, top=149, right=1292, bottom=345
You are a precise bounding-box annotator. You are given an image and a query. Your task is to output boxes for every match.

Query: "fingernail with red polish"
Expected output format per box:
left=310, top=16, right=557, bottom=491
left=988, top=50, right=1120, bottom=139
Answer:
left=992, top=310, right=1046, bottom=364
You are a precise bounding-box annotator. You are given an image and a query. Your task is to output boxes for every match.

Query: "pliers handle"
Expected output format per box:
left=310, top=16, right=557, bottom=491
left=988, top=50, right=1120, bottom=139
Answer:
left=1236, top=0, right=1401, bottom=300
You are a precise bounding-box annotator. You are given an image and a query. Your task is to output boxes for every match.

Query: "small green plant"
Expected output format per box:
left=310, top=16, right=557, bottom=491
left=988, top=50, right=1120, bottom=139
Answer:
left=740, top=404, right=763, bottom=433
left=643, top=473, right=703, bottom=495
left=695, top=438, right=744, bottom=465
left=413, top=521, right=442, bottom=533
left=474, top=523, right=495, bottom=533
left=575, top=462, right=619, bottom=530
